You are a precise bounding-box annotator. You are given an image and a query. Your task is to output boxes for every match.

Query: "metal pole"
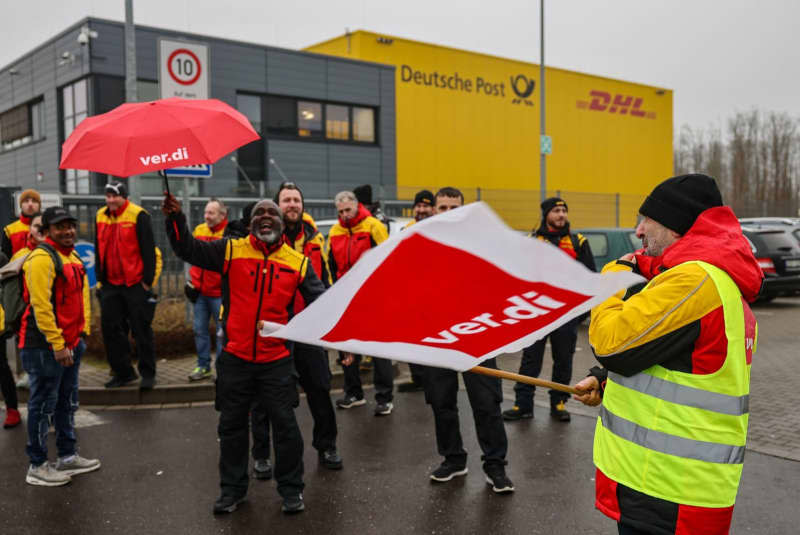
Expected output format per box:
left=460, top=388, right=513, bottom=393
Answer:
left=124, top=0, right=141, bottom=204
left=539, top=0, right=546, bottom=203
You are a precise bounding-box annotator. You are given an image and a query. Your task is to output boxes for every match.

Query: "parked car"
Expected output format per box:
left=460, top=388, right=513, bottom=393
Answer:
left=573, top=227, right=640, bottom=269
left=740, top=224, right=800, bottom=301
left=739, top=217, right=800, bottom=227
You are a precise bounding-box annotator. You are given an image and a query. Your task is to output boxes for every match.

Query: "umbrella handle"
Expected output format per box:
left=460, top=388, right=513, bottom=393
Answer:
left=160, top=170, right=171, bottom=196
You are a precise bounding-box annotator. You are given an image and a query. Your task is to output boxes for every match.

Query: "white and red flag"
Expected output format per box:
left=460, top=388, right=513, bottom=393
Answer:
left=269, top=202, right=642, bottom=372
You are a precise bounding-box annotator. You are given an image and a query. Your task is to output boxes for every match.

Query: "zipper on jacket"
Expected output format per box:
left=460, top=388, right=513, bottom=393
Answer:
left=267, top=263, right=275, bottom=294
left=252, top=262, right=268, bottom=361
left=252, top=262, right=261, bottom=292
left=347, top=227, right=353, bottom=271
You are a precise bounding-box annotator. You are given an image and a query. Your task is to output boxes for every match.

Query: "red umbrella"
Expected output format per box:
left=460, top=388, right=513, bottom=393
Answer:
left=59, top=97, right=259, bottom=178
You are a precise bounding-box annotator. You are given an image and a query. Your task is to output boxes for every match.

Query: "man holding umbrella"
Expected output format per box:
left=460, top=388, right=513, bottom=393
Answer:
left=163, top=192, right=325, bottom=515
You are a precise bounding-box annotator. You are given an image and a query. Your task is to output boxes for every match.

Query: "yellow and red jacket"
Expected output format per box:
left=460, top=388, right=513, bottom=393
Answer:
left=19, top=239, right=90, bottom=352
left=2, top=214, right=33, bottom=258
left=166, top=212, right=325, bottom=364
left=190, top=219, right=227, bottom=297
left=95, top=200, right=156, bottom=288
left=327, top=203, right=388, bottom=281
left=533, top=226, right=596, bottom=271
left=282, top=217, right=332, bottom=314
left=588, top=207, right=763, bottom=534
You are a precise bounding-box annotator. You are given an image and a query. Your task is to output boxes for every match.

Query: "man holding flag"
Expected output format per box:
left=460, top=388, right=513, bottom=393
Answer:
left=574, top=174, right=762, bottom=535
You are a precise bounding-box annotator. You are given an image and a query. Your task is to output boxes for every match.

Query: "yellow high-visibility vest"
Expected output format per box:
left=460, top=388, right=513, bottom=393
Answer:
left=594, top=261, right=754, bottom=508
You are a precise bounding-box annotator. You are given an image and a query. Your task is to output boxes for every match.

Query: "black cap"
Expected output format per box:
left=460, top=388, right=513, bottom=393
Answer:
left=541, top=197, right=567, bottom=217
left=105, top=181, right=128, bottom=198
left=41, top=206, right=77, bottom=229
left=413, top=189, right=435, bottom=207
left=639, top=174, right=723, bottom=235
left=353, top=184, right=373, bottom=206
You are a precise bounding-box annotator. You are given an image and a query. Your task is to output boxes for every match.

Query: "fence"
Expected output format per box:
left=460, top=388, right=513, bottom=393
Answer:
left=63, top=187, right=646, bottom=297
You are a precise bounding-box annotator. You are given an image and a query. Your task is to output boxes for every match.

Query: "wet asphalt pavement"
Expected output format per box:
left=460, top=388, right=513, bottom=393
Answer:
left=1, top=388, right=799, bottom=534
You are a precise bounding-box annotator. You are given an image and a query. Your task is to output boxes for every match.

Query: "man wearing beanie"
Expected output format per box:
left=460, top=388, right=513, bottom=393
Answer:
left=503, top=197, right=595, bottom=423
left=2, top=189, right=41, bottom=258
left=95, top=181, right=158, bottom=390
left=573, top=174, right=763, bottom=535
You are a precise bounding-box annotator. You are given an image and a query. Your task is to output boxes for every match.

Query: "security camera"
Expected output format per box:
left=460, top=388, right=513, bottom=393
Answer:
left=77, top=25, right=98, bottom=46
left=61, top=51, right=72, bottom=59
left=77, top=32, right=89, bottom=45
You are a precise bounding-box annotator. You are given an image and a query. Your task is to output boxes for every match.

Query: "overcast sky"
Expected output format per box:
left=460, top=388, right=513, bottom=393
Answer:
left=2, top=0, right=798, bottom=132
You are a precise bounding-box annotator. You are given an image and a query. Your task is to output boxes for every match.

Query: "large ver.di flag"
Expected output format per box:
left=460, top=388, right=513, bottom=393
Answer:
left=270, top=202, right=643, bottom=372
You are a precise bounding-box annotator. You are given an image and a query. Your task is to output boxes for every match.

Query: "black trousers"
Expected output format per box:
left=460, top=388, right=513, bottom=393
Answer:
left=251, top=342, right=337, bottom=458
left=618, top=523, right=653, bottom=535
left=216, top=352, right=303, bottom=499
left=408, top=363, right=428, bottom=388
left=100, top=284, right=156, bottom=379
left=424, top=358, right=508, bottom=469
left=341, top=353, right=394, bottom=404
left=513, top=319, right=578, bottom=409
left=0, top=335, right=18, bottom=410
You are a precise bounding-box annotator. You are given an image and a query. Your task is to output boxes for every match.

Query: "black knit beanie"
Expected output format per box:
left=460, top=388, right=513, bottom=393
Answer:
left=413, top=189, right=435, bottom=207
left=540, top=197, right=567, bottom=218
left=639, top=174, right=723, bottom=235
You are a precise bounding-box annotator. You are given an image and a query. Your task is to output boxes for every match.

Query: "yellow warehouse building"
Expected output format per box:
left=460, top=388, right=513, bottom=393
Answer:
left=305, top=31, right=673, bottom=229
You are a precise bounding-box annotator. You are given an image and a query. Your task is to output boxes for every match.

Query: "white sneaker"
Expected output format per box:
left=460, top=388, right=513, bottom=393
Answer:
left=55, top=454, right=101, bottom=476
left=26, top=463, right=72, bottom=487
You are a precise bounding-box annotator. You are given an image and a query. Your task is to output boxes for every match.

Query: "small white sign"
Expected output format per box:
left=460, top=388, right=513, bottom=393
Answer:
left=159, top=38, right=210, bottom=100
left=163, top=164, right=213, bottom=178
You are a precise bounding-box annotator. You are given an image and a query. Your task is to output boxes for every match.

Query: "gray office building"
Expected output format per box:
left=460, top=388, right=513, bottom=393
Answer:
left=0, top=17, right=397, bottom=202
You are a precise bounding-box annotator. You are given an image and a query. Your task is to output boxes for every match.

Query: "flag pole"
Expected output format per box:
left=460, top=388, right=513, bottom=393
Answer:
left=469, top=366, right=580, bottom=395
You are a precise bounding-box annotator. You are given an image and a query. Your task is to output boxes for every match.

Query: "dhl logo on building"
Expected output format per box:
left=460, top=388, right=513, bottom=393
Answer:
left=576, top=91, right=656, bottom=119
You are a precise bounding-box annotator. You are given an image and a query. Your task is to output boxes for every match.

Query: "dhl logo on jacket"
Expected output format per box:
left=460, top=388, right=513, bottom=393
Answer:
left=282, top=216, right=332, bottom=314
left=221, top=235, right=309, bottom=363
left=96, top=200, right=147, bottom=287
left=3, top=215, right=32, bottom=256
left=190, top=219, right=227, bottom=297
left=19, top=240, right=90, bottom=352
left=327, top=204, right=388, bottom=281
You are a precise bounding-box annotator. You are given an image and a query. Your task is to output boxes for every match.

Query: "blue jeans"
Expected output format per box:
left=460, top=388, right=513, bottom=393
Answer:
left=193, top=295, right=222, bottom=370
left=22, top=341, right=85, bottom=467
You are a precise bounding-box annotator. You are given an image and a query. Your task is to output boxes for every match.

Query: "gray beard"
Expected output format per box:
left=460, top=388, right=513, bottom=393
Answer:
left=254, top=228, right=281, bottom=244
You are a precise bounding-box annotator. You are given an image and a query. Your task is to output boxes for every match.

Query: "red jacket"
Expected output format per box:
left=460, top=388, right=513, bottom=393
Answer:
left=282, top=218, right=331, bottom=315
left=95, top=200, right=156, bottom=287
left=19, top=239, right=90, bottom=351
left=190, top=219, right=227, bottom=297
left=327, top=203, right=389, bottom=281
left=166, top=212, right=325, bottom=363
left=2, top=214, right=32, bottom=258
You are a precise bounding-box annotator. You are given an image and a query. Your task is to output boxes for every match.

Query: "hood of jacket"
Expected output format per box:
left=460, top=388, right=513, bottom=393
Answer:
left=635, top=206, right=764, bottom=302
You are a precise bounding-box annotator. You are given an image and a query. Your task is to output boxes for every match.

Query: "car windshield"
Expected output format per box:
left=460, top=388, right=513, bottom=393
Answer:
left=628, top=232, right=640, bottom=249
left=756, top=230, right=798, bottom=252
left=583, top=233, right=609, bottom=256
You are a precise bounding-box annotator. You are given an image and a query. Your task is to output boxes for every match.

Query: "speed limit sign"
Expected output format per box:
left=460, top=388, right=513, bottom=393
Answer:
left=159, top=39, right=209, bottom=99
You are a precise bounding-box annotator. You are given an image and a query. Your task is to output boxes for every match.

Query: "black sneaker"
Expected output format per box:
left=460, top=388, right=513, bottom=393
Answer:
left=213, top=494, right=246, bottom=514
left=430, top=463, right=468, bottom=482
left=253, top=458, right=272, bottom=480
left=374, top=402, right=394, bottom=416
left=319, top=448, right=343, bottom=470
left=139, top=376, right=156, bottom=391
left=282, top=494, right=305, bottom=514
left=484, top=466, right=515, bottom=494
left=104, top=373, right=138, bottom=388
left=550, top=400, right=571, bottom=422
left=336, top=395, right=366, bottom=409
left=502, top=406, right=533, bottom=421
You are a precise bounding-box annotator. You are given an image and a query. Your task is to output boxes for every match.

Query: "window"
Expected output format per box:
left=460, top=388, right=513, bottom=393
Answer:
left=260, top=94, right=376, bottom=144
left=297, top=101, right=322, bottom=138
left=584, top=233, right=609, bottom=256
left=61, top=79, right=90, bottom=194
left=62, top=78, right=88, bottom=141
left=237, top=94, right=262, bottom=133
left=137, top=80, right=159, bottom=102
left=352, top=107, right=375, bottom=143
left=326, top=104, right=349, bottom=140
left=0, top=98, right=45, bottom=151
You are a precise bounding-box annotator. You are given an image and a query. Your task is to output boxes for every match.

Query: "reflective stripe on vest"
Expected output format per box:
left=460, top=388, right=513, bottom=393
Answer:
left=593, top=260, right=752, bottom=508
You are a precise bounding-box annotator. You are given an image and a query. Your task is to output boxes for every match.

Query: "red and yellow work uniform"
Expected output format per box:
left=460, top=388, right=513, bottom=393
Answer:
left=327, top=203, right=388, bottom=282
left=282, top=216, right=332, bottom=314
left=95, top=200, right=156, bottom=287
left=19, top=239, right=90, bottom=352
left=588, top=207, right=763, bottom=535
left=190, top=219, right=227, bottom=297
left=2, top=214, right=33, bottom=258
left=533, top=229, right=596, bottom=271
left=166, top=212, right=326, bottom=364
